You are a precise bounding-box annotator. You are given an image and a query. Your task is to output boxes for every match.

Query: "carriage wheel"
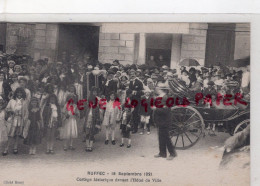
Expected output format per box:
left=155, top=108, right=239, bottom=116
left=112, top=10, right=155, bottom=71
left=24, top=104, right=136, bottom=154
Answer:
left=169, top=106, right=205, bottom=150
left=233, top=119, right=250, bottom=134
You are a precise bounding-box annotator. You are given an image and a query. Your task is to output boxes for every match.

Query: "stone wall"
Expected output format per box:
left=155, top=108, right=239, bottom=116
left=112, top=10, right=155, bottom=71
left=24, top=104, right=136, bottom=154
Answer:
left=98, top=33, right=135, bottom=64
left=180, top=23, right=208, bottom=66
left=6, top=23, right=35, bottom=56
left=5, top=23, right=59, bottom=62
left=234, top=23, right=250, bottom=60
left=33, top=23, right=59, bottom=62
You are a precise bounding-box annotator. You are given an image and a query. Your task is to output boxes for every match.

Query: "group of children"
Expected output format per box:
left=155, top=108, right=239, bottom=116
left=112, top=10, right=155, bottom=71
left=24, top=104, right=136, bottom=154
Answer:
left=0, top=85, right=143, bottom=156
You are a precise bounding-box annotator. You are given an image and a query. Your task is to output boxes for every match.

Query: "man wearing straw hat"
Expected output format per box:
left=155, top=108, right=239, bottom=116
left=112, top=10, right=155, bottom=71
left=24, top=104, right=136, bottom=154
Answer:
left=153, top=82, right=177, bottom=160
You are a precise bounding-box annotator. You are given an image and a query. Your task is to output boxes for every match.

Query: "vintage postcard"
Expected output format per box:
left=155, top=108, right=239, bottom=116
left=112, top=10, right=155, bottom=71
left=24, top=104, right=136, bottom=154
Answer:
left=0, top=1, right=256, bottom=182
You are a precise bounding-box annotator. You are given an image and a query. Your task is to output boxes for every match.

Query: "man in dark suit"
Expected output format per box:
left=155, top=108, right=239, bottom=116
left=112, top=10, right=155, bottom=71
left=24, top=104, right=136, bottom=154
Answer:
left=153, top=82, right=177, bottom=160
left=101, top=70, right=118, bottom=101
left=126, top=69, right=144, bottom=133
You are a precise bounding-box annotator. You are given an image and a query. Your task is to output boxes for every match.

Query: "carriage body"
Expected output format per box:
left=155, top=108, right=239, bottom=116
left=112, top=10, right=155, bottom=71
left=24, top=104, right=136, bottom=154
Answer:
left=168, top=78, right=250, bottom=150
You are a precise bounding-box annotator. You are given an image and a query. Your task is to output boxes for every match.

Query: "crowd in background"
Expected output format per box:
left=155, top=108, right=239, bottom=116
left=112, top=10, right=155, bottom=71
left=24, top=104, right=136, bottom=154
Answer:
left=0, top=51, right=250, bottom=156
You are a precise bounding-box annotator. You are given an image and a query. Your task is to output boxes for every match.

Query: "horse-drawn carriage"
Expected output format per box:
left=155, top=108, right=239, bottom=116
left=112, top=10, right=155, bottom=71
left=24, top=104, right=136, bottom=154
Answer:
left=167, top=78, right=250, bottom=150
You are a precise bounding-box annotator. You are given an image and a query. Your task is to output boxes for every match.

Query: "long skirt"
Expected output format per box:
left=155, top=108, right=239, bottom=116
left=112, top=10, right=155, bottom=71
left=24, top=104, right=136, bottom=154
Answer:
left=61, top=117, right=78, bottom=139
left=24, top=123, right=42, bottom=145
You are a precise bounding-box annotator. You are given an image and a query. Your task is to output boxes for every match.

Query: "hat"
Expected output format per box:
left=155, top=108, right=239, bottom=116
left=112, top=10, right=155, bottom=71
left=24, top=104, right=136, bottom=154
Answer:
left=87, top=65, right=93, bottom=69
left=162, top=65, right=169, bottom=70
left=166, top=72, right=174, bottom=77
left=156, top=82, right=170, bottom=90
left=208, top=81, right=215, bottom=86
left=144, top=73, right=150, bottom=77
left=113, top=60, right=120, bottom=65
left=151, top=73, right=158, bottom=79
left=7, top=60, right=15, bottom=65
left=129, top=69, right=136, bottom=75
left=107, top=70, right=115, bottom=75
left=18, top=76, right=29, bottom=82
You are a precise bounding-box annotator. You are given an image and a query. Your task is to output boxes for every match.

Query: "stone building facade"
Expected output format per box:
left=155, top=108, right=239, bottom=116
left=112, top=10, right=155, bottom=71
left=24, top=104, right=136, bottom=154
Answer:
left=0, top=22, right=250, bottom=68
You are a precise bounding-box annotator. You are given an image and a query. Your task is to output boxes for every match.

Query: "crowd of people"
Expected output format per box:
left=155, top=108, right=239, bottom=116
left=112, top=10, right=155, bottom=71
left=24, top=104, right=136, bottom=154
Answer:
left=0, top=52, right=250, bottom=159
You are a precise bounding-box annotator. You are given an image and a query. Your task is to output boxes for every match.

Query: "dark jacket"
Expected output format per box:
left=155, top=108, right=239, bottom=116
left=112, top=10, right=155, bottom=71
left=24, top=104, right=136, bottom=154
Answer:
left=126, top=78, right=144, bottom=100
left=102, top=79, right=118, bottom=99
left=153, top=95, right=172, bottom=129
left=1, top=80, right=12, bottom=101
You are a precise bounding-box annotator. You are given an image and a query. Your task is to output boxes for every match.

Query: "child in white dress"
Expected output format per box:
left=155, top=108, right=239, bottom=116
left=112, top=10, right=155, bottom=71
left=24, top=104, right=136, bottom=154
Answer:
left=102, top=92, right=121, bottom=145
left=3, top=88, right=28, bottom=155
left=61, top=95, right=79, bottom=151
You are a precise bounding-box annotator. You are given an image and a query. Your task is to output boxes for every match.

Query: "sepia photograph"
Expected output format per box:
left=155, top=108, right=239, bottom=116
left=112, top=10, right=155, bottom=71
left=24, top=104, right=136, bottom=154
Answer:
left=0, top=21, right=251, bottom=185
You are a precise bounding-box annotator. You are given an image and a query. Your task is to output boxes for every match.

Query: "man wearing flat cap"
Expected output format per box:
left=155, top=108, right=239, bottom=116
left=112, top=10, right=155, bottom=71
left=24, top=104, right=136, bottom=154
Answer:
left=153, top=82, right=177, bottom=160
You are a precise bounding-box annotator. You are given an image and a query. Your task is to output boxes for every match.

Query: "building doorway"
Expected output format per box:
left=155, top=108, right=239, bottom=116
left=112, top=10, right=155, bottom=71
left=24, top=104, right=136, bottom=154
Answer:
left=146, top=33, right=172, bottom=67
left=205, top=23, right=235, bottom=67
left=57, top=24, right=100, bottom=63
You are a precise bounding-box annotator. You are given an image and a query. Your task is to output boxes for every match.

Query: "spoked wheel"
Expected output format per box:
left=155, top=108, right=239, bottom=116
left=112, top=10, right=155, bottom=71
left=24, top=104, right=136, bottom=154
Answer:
left=233, top=119, right=250, bottom=134
left=169, top=106, right=205, bottom=150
